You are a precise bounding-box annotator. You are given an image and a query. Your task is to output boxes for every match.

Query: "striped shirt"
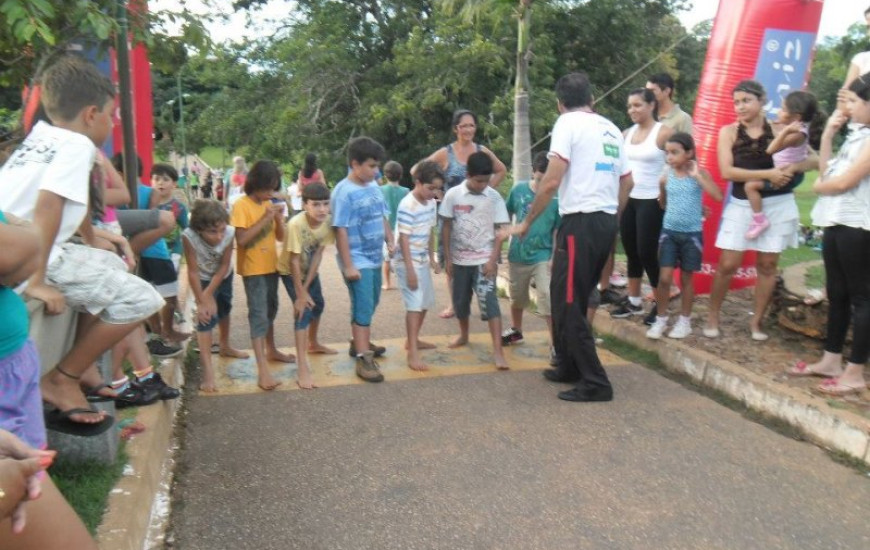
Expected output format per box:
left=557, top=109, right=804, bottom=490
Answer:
left=393, top=193, right=436, bottom=265
left=331, top=177, right=388, bottom=269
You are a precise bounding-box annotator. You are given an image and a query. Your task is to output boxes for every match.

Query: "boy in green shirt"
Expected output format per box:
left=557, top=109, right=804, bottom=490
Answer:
left=380, top=160, right=408, bottom=290
left=503, top=152, right=561, bottom=363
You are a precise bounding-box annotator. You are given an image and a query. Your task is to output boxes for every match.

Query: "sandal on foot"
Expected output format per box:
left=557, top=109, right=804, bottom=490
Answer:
left=785, top=361, right=837, bottom=378
left=84, top=384, right=115, bottom=403
left=816, top=378, right=866, bottom=397
left=44, top=406, right=114, bottom=437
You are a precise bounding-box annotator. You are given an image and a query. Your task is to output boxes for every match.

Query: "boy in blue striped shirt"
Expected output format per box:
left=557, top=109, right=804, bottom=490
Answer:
left=393, top=161, right=445, bottom=371
left=331, top=137, right=393, bottom=382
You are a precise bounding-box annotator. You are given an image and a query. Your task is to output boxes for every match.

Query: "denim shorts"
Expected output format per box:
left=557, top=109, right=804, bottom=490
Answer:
left=196, top=274, right=234, bottom=332
left=658, top=229, right=703, bottom=272
left=0, top=340, right=47, bottom=449
left=242, top=273, right=279, bottom=339
left=281, top=274, right=325, bottom=331
left=345, top=267, right=381, bottom=327
left=451, top=264, right=501, bottom=321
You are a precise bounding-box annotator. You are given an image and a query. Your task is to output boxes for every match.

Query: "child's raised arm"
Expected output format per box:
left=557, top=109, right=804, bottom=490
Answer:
left=690, top=162, right=724, bottom=202
left=766, top=120, right=806, bottom=155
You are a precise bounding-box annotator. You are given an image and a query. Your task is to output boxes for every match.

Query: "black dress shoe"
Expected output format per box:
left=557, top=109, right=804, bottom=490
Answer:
left=542, top=368, right=579, bottom=383
left=557, top=386, right=613, bottom=402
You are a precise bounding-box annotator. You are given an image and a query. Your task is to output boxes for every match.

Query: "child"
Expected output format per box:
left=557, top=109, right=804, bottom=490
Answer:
left=745, top=90, right=825, bottom=239
left=439, top=152, right=510, bottom=370
left=503, top=151, right=561, bottom=362
left=287, top=180, right=303, bottom=216
left=183, top=200, right=249, bottom=393
left=231, top=160, right=294, bottom=391
left=140, top=163, right=190, bottom=346
left=278, top=183, right=337, bottom=390
left=393, top=160, right=444, bottom=371
left=380, top=160, right=408, bottom=290
left=0, top=54, right=164, bottom=433
left=331, top=136, right=393, bottom=383
left=646, top=133, right=723, bottom=339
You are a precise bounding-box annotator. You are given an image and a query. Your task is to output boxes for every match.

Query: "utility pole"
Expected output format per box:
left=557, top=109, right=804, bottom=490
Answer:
left=116, top=0, right=138, bottom=206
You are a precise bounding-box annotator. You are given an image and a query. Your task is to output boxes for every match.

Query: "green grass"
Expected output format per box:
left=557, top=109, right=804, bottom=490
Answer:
left=805, top=264, right=824, bottom=289
left=197, top=146, right=232, bottom=170
left=793, top=171, right=818, bottom=227
left=52, top=447, right=128, bottom=534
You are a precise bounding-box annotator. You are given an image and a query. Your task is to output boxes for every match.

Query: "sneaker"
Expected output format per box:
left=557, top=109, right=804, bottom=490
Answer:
left=610, top=300, right=643, bottom=318
left=348, top=340, right=386, bottom=358
left=745, top=213, right=771, bottom=239
left=646, top=316, right=669, bottom=340
left=643, top=303, right=658, bottom=326
left=609, top=272, right=628, bottom=288
left=668, top=318, right=693, bottom=339
left=501, top=327, right=524, bottom=346
left=147, top=338, right=184, bottom=358
left=355, top=351, right=384, bottom=383
left=599, top=287, right=623, bottom=305
left=134, top=372, right=181, bottom=400
left=549, top=346, right=560, bottom=367
left=113, top=384, right=161, bottom=409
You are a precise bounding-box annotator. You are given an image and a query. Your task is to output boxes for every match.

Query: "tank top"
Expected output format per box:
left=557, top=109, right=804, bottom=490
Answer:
left=445, top=143, right=481, bottom=191
left=730, top=121, right=788, bottom=200
left=625, top=123, right=665, bottom=199
left=299, top=170, right=322, bottom=187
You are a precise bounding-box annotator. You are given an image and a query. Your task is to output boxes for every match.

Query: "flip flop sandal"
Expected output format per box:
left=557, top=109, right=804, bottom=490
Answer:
left=785, top=361, right=834, bottom=378
left=44, top=406, right=114, bottom=437
left=84, top=384, right=116, bottom=403
left=816, top=378, right=866, bottom=396
left=211, top=343, right=221, bottom=354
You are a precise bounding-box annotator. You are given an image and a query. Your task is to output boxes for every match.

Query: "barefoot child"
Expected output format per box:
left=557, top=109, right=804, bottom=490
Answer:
left=278, top=183, right=337, bottom=390
left=744, top=90, right=825, bottom=239
left=380, top=160, right=408, bottom=290
left=393, top=161, right=444, bottom=371
left=331, top=137, right=393, bottom=383
left=230, top=160, right=295, bottom=391
left=503, top=151, right=561, bottom=362
left=183, top=199, right=249, bottom=392
left=646, top=133, right=723, bottom=339
left=440, top=152, right=510, bottom=370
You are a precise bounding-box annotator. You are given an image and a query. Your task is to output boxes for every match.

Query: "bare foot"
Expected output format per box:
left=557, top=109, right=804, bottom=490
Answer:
left=381, top=284, right=395, bottom=290
left=494, top=354, right=509, bottom=371
left=308, top=343, right=338, bottom=355
left=267, top=349, right=296, bottom=363
left=447, top=336, right=467, bottom=349
left=408, top=354, right=429, bottom=371
left=219, top=346, right=250, bottom=359
left=41, top=374, right=108, bottom=424
left=405, top=340, right=436, bottom=350
left=257, top=376, right=282, bottom=391
left=296, top=371, right=317, bottom=389
left=439, top=307, right=455, bottom=319
left=199, top=382, right=218, bottom=393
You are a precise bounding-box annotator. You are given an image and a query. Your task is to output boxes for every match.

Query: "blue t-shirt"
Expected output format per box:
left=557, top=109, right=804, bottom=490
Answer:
left=505, top=182, right=561, bottom=264
left=0, top=211, right=30, bottom=358
left=663, top=168, right=703, bottom=233
left=331, top=177, right=388, bottom=270
left=138, top=184, right=171, bottom=260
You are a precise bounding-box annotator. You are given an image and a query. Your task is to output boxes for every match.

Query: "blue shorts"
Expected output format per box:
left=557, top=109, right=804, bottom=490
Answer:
left=281, top=274, right=325, bottom=331
left=196, top=274, right=234, bottom=332
left=658, top=229, right=703, bottom=272
left=345, top=267, right=381, bottom=327
left=0, top=340, right=47, bottom=449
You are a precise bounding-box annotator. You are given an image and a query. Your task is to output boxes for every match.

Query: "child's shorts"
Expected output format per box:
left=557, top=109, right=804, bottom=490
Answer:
left=0, top=340, right=47, bottom=449
left=508, top=261, right=551, bottom=316
left=139, top=257, right=179, bottom=298
left=196, top=274, right=234, bottom=332
left=345, top=267, right=382, bottom=327
left=451, top=264, right=500, bottom=321
left=280, top=274, right=325, bottom=331
left=242, top=273, right=279, bottom=339
left=394, top=261, right=435, bottom=313
left=47, top=243, right=163, bottom=324
left=658, top=229, right=703, bottom=272
left=761, top=172, right=804, bottom=193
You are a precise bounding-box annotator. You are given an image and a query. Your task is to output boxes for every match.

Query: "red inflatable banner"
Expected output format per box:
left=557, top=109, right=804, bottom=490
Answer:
left=692, top=0, right=824, bottom=294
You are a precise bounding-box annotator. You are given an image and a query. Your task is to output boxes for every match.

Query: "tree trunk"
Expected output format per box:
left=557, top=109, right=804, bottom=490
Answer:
left=511, top=0, right=532, bottom=186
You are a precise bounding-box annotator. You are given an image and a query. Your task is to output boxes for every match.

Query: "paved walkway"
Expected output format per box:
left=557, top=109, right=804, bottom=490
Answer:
left=166, top=251, right=870, bottom=549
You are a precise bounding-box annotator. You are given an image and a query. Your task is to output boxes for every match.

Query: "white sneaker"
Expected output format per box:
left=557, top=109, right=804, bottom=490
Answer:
left=646, top=316, right=669, bottom=340
left=668, top=318, right=693, bottom=339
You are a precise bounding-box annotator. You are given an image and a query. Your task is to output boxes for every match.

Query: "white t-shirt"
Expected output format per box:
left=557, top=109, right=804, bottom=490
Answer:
left=288, top=183, right=303, bottom=211
left=548, top=110, right=630, bottom=215
left=0, top=121, right=95, bottom=264
left=625, top=122, right=665, bottom=200
left=851, top=51, right=870, bottom=76
left=438, top=181, right=509, bottom=266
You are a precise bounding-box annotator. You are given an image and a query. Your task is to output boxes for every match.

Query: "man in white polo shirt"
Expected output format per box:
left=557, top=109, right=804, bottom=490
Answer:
left=511, top=72, right=632, bottom=402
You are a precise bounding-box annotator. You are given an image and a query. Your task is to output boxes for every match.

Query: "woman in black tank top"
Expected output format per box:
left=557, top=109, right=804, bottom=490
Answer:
left=704, top=80, right=817, bottom=341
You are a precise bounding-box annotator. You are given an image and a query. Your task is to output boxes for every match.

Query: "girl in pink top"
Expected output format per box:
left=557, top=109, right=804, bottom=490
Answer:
left=297, top=152, right=327, bottom=187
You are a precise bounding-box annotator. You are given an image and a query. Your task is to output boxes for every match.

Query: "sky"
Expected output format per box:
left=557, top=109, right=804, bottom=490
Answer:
left=153, top=0, right=864, bottom=45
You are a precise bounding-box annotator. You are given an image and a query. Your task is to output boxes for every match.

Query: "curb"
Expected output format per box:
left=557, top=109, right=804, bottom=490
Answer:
left=495, top=272, right=870, bottom=466
left=96, top=356, right=184, bottom=550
